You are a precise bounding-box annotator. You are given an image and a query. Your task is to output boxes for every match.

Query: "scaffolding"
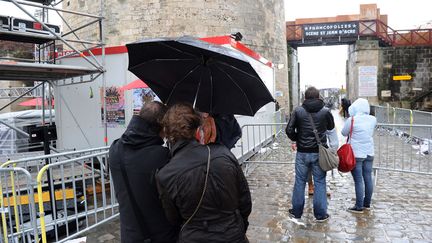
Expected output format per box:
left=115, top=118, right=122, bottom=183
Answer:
left=0, top=0, right=107, bottom=152
left=0, top=0, right=109, bottom=242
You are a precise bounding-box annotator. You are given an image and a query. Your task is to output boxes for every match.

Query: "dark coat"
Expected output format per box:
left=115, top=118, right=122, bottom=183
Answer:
left=156, top=140, right=251, bottom=243
left=286, top=99, right=335, bottom=153
left=213, top=114, right=242, bottom=149
left=109, top=115, right=178, bottom=243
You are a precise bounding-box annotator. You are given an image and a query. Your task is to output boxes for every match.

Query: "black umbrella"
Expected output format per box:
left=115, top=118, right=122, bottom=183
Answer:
left=126, top=36, right=274, bottom=116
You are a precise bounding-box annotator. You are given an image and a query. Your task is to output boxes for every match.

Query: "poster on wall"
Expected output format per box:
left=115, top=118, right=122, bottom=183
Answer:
left=358, top=66, right=377, bottom=97
left=101, top=86, right=125, bottom=127
left=132, top=88, right=161, bottom=114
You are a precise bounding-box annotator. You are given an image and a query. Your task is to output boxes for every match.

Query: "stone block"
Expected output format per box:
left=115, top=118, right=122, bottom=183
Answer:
left=360, top=4, right=378, bottom=20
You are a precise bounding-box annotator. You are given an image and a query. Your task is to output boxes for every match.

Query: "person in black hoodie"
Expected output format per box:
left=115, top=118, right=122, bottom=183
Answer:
left=156, top=103, right=251, bottom=243
left=109, top=101, right=178, bottom=243
left=285, top=86, right=336, bottom=222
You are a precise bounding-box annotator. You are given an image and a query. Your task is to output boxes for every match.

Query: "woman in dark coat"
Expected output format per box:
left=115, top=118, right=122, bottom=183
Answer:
left=156, top=103, right=251, bottom=243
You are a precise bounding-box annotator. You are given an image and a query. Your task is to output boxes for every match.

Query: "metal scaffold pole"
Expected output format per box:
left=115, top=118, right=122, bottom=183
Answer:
left=100, top=0, right=107, bottom=146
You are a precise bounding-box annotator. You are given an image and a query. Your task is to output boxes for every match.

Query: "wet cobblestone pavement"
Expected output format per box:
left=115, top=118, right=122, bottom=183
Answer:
left=82, top=152, right=432, bottom=242
left=80, top=118, right=432, bottom=242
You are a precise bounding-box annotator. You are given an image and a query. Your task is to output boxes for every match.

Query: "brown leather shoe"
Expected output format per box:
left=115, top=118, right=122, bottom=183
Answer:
left=308, top=185, right=314, bottom=195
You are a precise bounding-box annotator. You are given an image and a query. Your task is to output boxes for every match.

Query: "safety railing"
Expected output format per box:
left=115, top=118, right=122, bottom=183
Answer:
left=35, top=150, right=118, bottom=243
left=1, top=146, right=110, bottom=170
left=0, top=167, right=39, bottom=243
left=372, top=105, right=432, bottom=139
left=0, top=146, right=115, bottom=242
left=237, top=122, right=431, bottom=177
left=375, top=123, right=431, bottom=175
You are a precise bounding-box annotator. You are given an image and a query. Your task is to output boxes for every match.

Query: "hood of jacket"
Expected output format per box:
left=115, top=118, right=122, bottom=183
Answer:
left=348, top=98, right=370, bottom=116
left=302, top=98, right=325, bottom=113
left=121, top=115, right=163, bottom=148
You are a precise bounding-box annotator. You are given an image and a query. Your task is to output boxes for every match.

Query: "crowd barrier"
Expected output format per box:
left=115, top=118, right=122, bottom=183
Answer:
left=0, top=146, right=117, bottom=243
left=372, top=105, right=432, bottom=139
left=238, top=122, right=431, bottom=176
left=0, top=167, right=39, bottom=243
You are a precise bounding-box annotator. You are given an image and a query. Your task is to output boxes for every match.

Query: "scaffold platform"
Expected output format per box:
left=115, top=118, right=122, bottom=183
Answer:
left=0, top=61, right=100, bottom=81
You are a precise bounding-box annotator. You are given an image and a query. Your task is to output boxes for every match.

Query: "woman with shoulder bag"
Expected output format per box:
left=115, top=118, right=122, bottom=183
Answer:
left=156, top=103, right=251, bottom=243
left=341, top=98, right=377, bottom=214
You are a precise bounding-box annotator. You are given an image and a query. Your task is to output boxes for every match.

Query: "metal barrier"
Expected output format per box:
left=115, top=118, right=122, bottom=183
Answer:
left=375, top=123, right=432, bottom=175
left=0, top=167, right=39, bottom=243
left=372, top=105, right=432, bottom=138
left=0, top=146, right=117, bottom=242
left=238, top=122, right=431, bottom=176
left=35, top=151, right=118, bottom=243
left=1, top=146, right=110, bottom=170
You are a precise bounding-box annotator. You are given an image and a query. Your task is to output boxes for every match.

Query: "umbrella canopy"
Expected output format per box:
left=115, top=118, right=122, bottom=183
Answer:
left=120, top=79, right=149, bottom=91
left=126, top=36, right=274, bottom=116
left=19, top=98, right=54, bottom=107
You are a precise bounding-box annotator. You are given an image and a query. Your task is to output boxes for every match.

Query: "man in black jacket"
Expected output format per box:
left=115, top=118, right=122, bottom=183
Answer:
left=285, top=86, right=336, bottom=222
left=109, top=101, right=178, bottom=243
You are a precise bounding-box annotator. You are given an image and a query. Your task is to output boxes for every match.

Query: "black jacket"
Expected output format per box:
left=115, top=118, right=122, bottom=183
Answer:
left=156, top=140, right=251, bottom=243
left=109, top=116, right=178, bottom=243
left=213, top=114, right=242, bottom=149
left=286, top=99, right=335, bottom=153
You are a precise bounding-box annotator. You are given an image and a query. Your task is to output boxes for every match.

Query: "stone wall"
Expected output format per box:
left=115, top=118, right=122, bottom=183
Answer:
left=379, top=46, right=432, bottom=110
left=347, top=40, right=432, bottom=110
left=63, top=0, right=290, bottom=110
left=287, top=46, right=299, bottom=110
left=347, top=40, right=380, bottom=104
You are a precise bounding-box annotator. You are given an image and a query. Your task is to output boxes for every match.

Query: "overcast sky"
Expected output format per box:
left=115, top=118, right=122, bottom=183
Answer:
left=284, top=0, right=432, bottom=90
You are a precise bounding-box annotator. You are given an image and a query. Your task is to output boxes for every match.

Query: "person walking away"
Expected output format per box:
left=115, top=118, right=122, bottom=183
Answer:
left=196, top=112, right=217, bottom=144
left=109, top=101, right=178, bottom=243
left=341, top=98, right=377, bottom=213
left=157, top=104, right=251, bottom=243
left=285, top=86, right=336, bottom=222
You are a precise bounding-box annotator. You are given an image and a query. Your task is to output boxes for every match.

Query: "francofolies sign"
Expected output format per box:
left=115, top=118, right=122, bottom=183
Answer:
left=302, top=21, right=359, bottom=38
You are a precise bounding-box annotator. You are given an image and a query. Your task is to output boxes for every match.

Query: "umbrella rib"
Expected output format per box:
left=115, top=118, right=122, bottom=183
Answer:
left=213, top=65, right=254, bottom=115
left=166, top=63, right=201, bottom=104
left=158, top=42, right=197, bottom=58
left=214, top=60, right=273, bottom=97
left=129, top=58, right=199, bottom=70
left=213, top=60, right=264, bottom=81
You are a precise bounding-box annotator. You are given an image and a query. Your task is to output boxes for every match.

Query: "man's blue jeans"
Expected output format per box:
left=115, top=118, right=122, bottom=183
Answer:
left=351, top=156, right=374, bottom=209
left=291, top=152, right=327, bottom=219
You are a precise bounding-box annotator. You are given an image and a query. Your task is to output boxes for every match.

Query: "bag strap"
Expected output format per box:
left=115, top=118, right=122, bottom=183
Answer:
left=180, top=145, right=211, bottom=232
left=307, top=112, right=322, bottom=145
left=118, top=144, right=152, bottom=242
left=346, top=117, right=354, bottom=144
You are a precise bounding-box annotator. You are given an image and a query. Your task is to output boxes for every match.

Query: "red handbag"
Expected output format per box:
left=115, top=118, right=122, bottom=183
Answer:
left=337, top=117, right=356, bottom=172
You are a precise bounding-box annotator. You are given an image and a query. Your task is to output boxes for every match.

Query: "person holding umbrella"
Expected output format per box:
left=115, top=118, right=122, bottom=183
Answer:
left=156, top=103, right=251, bottom=243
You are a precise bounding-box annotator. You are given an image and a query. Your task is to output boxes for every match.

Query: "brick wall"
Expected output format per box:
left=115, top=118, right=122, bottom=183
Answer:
left=63, top=0, right=289, bottom=110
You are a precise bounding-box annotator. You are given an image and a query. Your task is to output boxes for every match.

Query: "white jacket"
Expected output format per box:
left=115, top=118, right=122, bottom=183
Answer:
left=341, top=98, right=377, bottom=158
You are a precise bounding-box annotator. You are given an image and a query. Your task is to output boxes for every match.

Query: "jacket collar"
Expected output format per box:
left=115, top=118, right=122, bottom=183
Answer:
left=170, top=139, right=200, bottom=157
